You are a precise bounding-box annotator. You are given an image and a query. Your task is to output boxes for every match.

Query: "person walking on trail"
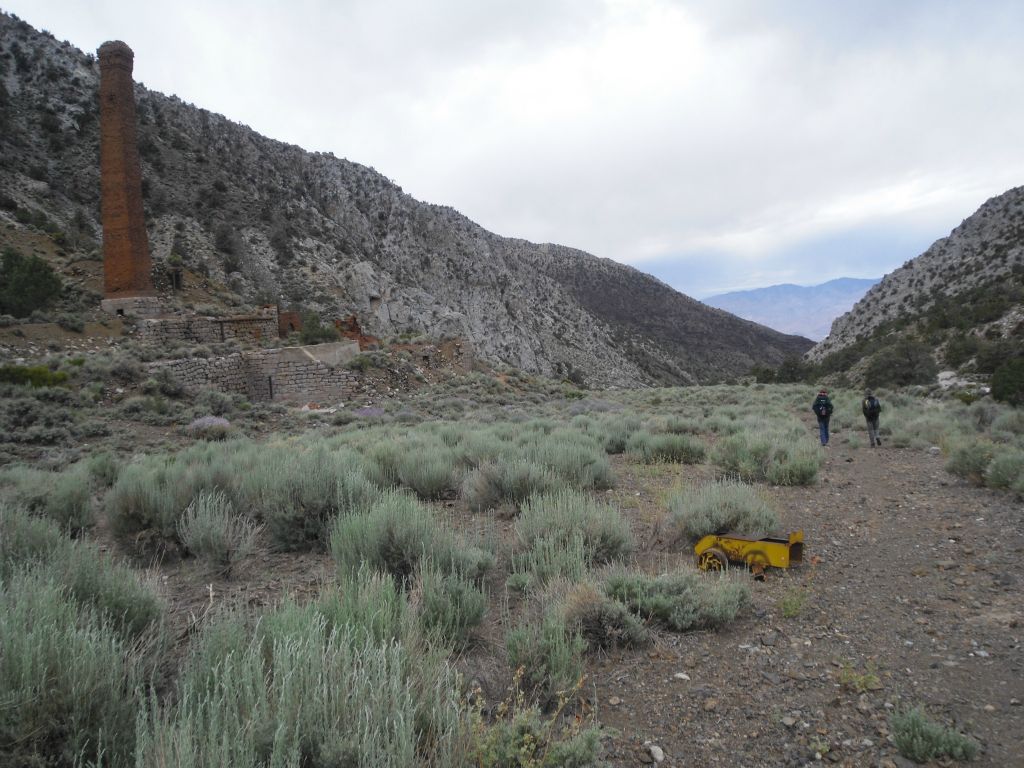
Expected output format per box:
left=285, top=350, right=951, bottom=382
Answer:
left=862, top=389, right=882, bottom=447
left=812, top=388, right=834, bottom=446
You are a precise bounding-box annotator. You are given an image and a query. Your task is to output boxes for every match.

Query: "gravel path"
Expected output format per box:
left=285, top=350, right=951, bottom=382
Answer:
left=594, top=432, right=1023, bottom=767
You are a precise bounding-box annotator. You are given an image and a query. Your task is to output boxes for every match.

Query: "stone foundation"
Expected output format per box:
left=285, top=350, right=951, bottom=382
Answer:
left=147, top=340, right=361, bottom=403
left=100, top=296, right=163, bottom=318
left=137, top=310, right=279, bottom=345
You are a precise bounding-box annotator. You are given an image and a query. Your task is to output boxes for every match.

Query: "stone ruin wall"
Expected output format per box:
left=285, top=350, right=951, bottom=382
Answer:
left=147, top=342, right=362, bottom=403
left=137, top=313, right=279, bottom=346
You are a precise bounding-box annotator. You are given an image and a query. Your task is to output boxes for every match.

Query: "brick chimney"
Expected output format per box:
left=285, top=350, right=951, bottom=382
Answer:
left=98, top=41, right=158, bottom=315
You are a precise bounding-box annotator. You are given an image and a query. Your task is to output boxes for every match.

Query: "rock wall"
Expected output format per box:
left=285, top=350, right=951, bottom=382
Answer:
left=138, top=311, right=279, bottom=345
left=148, top=340, right=361, bottom=402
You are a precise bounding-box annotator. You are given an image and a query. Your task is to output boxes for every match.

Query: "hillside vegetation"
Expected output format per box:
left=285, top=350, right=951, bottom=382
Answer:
left=0, top=12, right=810, bottom=387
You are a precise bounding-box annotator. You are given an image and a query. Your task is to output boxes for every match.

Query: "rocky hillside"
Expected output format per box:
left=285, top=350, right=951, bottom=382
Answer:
left=705, top=278, right=879, bottom=341
left=0, top=12, right=811, bottom=387
left=808, top=187, right=1024, bottom=374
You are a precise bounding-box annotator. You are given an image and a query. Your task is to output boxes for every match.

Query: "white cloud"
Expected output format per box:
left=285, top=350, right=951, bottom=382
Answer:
left=7, top=0, right=1024, bottom=295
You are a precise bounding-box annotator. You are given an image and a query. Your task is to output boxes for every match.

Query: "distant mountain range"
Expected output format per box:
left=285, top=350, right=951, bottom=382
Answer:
left=0, top=12, right=812, bottom=387
left=704, top=278, right=880, bottom=341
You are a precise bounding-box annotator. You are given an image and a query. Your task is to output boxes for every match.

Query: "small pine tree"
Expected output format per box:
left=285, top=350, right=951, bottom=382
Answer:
left=0, top=247, right=62, bottom=317
left=991, top=357, right=1024, bottom=406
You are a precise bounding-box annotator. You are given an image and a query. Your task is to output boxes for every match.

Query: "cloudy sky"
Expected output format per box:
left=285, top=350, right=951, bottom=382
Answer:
left=7, top=0, right=1024, bottom=297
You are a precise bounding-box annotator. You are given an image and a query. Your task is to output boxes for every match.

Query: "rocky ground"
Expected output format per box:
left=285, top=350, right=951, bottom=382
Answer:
left=133, top=412, right=1022, bottom=768
left=592, top=419, right=1023, bottom=767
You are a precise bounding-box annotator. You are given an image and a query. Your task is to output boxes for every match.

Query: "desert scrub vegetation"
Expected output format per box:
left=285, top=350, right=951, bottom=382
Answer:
left=1, top=571, right=144, bottom=767
left=516, top=489, right=633, bottom=565
left=626, top=430, right=706, bottom=464
left=712, top=428, right=822, bottom=485
left=890, top=706, right=978, bottom=763
left=506, top=614, right=587, bottom=703
left=331, top=490, right=494, bottom=584
left=1, top=503, right=163, bottom=639
left=136, top=603, right=468, bottom=768
left=669, top=478, right=779, bottom=541
left=177, top=490, right=261, bottom=575
left=604, top=569, right=751, bottom=632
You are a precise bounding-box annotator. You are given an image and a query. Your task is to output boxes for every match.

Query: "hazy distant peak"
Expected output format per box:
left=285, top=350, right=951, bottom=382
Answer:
left=704, top=278, right=880, bottom=341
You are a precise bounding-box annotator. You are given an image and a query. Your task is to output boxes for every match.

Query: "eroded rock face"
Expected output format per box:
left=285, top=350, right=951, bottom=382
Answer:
left=0, top=12, right=812, bottom=386
left=809, top=186, right=1024, bottom=363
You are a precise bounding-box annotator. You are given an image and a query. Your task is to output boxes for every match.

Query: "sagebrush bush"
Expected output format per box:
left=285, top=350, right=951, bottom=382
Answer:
left=559, top=580, right=651, bottom=650
left=627, top=431, right=706, bottom=464
left=461, top=459, right=558, bottom=512
left=0, top=572, right=141, bottom=767
left=178, top=490, right=261, bottom=574
left=137, top=608, right=467, bottom=768
left=413, top=564, right=487, bottom=648
left=516, top=489, right=633, bottom=565
left=712, top=430, right=821, bottom=485
left=890, top=707, right=978, bottom=763
left=331, top=491, right=493, bottom=584
left=469, top=699, right=603, bottom=768
left=0, top=503, right=163, bottom=639
left=985, top=447, right=1024, bottom=491
left=669, top=479, right=779, bottom=541
left=397, top=446, right=459, bottom=499
left=945, top=438, right=996, bottom=486
left=506, top=615, right=586, bottom=703
left=508, top=534, right=592, bottom=593
left=604, top=569, right=750, bottom=631
left=44, top=464, right=94, bottom=531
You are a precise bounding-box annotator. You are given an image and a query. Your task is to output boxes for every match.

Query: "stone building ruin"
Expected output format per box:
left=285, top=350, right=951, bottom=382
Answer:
left=94, top=40, right=362, bottom=402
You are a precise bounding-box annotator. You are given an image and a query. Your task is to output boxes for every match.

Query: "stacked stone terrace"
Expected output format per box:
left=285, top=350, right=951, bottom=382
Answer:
left=148, top=340, right=361, bottom=403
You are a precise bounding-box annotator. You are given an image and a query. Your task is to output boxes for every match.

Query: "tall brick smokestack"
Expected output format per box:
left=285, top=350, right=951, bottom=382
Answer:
left=98, top=40, right=153, bottom=298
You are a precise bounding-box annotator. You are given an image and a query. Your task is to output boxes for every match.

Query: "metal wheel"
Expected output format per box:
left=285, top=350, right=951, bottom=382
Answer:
left=697, top=548, right=728, bottom=572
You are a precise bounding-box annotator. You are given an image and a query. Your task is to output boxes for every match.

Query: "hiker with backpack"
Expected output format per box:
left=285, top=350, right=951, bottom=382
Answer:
left=862, top=389, right=882, bottom=447
left=811, top=388, right=834, bottom=446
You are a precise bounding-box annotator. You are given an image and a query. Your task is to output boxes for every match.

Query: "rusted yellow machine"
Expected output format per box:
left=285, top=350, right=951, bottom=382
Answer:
left=694, top=530, right=804, bottom=577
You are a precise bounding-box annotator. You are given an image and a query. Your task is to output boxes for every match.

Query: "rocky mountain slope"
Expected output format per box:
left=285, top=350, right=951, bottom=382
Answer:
left=0, top=12, right=812, bottom=386
left=808, top=187, right=1024, bottom=371
left=705, top=278, right=879, bottom=341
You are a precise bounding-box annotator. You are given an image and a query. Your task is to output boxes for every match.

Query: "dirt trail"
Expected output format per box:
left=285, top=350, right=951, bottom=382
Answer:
left=594, top=427, right=1024, bottom=767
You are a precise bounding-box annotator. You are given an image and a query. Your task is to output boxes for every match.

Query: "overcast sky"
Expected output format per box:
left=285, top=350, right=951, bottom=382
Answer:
left=6, top=0, right=1024, bottom=297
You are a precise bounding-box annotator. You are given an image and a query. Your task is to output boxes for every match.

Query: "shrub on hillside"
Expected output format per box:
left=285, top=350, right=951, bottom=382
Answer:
left=669, top=479, right=779, bottom=541
left=0, top=364, right=69, bottom=388
left=983, top=447, right=1024, bottom=491
left=559, top=580, right=651, bottom=650
left=864, top=339, right=938, bottom=388
left=298, top=311, right=340, bottom=345
left=0, top=246, right=62, bottom=317
left=461, top=460, right=558, bottom=512
left=991, top=357, right=1024, bottom=406
left=137, top=606, right=467, bottom=767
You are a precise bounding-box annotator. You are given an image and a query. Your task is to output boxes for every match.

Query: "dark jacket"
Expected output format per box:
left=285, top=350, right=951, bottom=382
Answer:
left=862, top=396, right=882, bottom=418
left=812, top=394, right=833, bottom=419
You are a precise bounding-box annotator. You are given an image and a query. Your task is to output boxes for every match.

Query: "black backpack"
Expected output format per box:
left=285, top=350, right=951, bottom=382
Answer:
left=863, top=397, right=881, bottom=417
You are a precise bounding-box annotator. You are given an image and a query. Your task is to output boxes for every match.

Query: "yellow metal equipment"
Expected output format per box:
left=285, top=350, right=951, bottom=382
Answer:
left=694, top=530, right=804, bottom=577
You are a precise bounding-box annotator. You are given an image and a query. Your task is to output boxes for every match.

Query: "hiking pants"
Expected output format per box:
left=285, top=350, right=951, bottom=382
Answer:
left=866, top=417, right=880, bottom=447
left=817, top=416, right=830, bottom=446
